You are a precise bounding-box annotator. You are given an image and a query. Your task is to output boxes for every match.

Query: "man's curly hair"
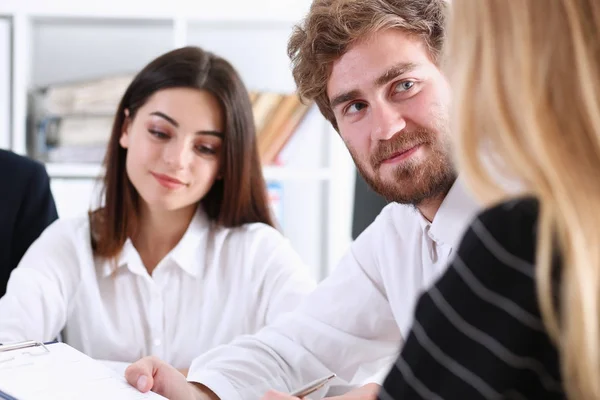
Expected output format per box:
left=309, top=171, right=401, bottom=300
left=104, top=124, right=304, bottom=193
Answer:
left=288, top=0, right=448, bottom=130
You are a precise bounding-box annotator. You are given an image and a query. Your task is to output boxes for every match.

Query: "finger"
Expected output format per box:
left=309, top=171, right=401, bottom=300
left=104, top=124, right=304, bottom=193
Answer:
left=125, top=356, right=158, bottom=392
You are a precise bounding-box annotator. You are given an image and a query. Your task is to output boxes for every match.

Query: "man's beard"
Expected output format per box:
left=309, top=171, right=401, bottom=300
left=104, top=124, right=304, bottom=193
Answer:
left=351, top=128, right=457, bottom=205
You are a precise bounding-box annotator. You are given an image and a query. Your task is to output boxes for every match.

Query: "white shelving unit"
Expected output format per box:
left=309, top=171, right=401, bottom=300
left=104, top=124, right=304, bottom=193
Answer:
left=0, top=0, right=357, bottom=279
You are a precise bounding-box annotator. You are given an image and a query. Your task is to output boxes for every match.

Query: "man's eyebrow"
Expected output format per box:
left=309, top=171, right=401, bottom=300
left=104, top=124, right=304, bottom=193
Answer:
left=330, top=89, right=362, bottom=110
left=374, top=62, right=419, bottom=87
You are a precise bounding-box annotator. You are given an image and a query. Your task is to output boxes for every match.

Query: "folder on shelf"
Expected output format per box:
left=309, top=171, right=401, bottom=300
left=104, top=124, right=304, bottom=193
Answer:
left=0, top=341, right=165, bottom=400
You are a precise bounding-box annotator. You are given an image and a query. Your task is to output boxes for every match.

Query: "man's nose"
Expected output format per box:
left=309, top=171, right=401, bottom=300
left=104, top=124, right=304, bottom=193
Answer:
left=370, top=101, right=407, bottom=142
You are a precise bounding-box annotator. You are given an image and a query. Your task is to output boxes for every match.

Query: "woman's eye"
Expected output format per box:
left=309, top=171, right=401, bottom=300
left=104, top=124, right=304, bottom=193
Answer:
left=149, top=130, right=169, bottom=139
left=195, top=145, right=216, bottom=155
left=395, top=81, right=415, bottom=92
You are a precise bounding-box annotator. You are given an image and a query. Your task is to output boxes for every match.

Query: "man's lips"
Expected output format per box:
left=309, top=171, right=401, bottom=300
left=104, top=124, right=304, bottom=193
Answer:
left=381, top=144, right=422, bottom=164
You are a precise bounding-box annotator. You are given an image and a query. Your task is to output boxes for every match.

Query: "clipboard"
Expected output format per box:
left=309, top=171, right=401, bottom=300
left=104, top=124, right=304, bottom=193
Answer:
left=0, top=341, right=166, bottom=399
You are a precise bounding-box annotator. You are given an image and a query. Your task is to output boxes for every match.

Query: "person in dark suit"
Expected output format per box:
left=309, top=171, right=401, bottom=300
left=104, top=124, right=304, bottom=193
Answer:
left=0, top=149, right=58, bottom=297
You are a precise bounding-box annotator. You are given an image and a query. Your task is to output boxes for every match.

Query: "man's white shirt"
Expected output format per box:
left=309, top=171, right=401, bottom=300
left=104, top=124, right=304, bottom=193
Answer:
left=187, top=179, right=481, bottom=399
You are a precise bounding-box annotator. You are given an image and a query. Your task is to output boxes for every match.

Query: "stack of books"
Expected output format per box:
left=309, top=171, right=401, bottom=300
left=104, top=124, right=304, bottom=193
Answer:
left=248, top=91, right=312, bottom=165
left=28, top=75, right=311, bottom=167
left=29, top=74, right=134, bottom=163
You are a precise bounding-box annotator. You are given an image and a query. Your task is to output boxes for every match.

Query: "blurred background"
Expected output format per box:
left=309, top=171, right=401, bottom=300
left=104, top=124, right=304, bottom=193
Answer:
left=0, top=0, right=388, bottom=281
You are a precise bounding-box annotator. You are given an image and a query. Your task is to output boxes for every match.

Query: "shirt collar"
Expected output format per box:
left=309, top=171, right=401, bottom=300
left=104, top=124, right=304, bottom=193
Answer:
left=427, top=178, right=481, bottom=248
left=102, top=207, right=211, bottom=278
left=168, top=207, right=210, bottom=277
left=100, top=238, right=143, bottom=278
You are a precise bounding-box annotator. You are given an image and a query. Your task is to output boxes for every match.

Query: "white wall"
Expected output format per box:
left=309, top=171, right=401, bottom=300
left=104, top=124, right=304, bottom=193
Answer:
left=32, top=19, right=174, bottom=87
left=0, top=0, right=312, bottom=21
left=187, top=22, right=297, bottom=92
left=50, top=178, right=103, bottom=218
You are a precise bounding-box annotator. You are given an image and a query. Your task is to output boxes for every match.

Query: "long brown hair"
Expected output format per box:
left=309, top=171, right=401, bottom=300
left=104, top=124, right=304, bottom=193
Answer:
left=92, top=46, right=274, bottom=259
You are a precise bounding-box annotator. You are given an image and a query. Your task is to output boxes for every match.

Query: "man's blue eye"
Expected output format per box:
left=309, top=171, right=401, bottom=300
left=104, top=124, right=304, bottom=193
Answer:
left=395, top=81, right=415, bottom=92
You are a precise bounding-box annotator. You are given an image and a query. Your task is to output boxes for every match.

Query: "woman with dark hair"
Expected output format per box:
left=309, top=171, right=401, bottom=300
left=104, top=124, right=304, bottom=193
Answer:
left=0, top=46, right=315, bottom=374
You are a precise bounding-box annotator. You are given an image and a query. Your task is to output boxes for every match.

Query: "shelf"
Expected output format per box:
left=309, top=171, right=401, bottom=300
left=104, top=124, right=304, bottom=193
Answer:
left=45, top=163, right=333, bottom=181
left=46, top=163, right=103, bottom=179
left=0, top=1, right=310, bottom=24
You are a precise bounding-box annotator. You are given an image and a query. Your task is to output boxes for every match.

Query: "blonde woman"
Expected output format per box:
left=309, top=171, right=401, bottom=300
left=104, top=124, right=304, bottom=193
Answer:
left=378, top=0, right=600, bottom=399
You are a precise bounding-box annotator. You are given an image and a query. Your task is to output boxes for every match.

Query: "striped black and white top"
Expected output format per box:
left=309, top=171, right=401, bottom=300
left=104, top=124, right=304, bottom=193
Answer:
left=379, top=198, right=566, bottom=399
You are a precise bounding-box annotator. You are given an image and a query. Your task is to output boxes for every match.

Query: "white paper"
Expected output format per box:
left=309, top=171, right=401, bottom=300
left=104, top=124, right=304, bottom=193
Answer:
left=0, top=343, right=165, bottom=400
left=99, top=359, right=131, bottom=377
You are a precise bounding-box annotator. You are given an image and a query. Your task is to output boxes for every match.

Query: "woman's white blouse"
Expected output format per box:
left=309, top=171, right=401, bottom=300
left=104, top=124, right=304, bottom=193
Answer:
left=0, top=209, right=316, bottom=368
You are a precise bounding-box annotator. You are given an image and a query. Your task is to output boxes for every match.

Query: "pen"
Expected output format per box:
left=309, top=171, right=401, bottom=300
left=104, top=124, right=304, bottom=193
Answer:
left=290, top=373, right=336, bottom=398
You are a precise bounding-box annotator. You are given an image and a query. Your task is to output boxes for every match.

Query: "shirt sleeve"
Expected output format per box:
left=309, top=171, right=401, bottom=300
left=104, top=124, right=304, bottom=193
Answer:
left=0, top=219, right=82, bottom=344
left=188, top=215, right=401, bottom=400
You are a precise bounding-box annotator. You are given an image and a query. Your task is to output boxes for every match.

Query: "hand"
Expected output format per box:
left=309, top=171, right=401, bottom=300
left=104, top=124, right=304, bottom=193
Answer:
left=325, top=383, right=380, bottom=400
left=125, top=356, right=218, bottom=400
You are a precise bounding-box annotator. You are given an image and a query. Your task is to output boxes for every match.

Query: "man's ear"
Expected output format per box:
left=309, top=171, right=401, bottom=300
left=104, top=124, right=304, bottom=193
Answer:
left=119, top=109, right=131, bottom=149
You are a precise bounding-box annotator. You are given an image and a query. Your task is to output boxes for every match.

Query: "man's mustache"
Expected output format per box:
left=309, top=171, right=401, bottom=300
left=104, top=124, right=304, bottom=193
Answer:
left=371, top=129, right=433, bottom=168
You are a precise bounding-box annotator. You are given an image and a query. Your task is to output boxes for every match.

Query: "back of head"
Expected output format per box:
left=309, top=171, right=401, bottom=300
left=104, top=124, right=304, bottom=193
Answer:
left=288, top=0, right=447, bottom=130
left=448, top=1, right=600, bottom=398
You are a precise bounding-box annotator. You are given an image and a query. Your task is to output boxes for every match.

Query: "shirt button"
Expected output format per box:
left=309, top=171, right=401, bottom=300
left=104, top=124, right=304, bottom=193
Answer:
left=153, top=339, right=162, bottom=347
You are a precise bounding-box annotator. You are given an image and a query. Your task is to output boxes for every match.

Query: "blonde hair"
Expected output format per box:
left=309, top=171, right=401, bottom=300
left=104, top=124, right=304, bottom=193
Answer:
left=448, top=0, right=600, bottom=398
left=287, top=0, right=447, bottom=130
